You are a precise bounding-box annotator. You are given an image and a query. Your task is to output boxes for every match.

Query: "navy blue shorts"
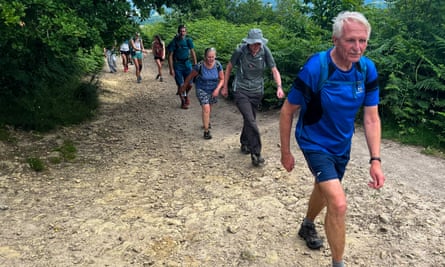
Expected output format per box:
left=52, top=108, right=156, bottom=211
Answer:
left=302, top=150, right=350, bottom=183
left=173, top=61, right=192, bottom=87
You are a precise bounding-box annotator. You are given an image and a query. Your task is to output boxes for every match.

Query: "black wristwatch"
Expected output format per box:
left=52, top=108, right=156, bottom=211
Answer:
left=369, top=157, right=381, bottom=164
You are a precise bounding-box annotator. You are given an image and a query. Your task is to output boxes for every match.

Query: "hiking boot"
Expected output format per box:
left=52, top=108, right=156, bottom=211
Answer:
left=159, top=76, right=163, bottom=82
left=298, top=222, right=323, bottom=249
left=186, top=84, right=193, bottom=93
left=251, top=153, right=265, bottom=166
left=240, top=145, right=250, bottom=155
left=185, top=96, right=190, bottom=106
left=179, top=95, right=188, bottom=109
left=181, top=101, right=188, bottom=109
left=156, top=74, right=160, bottom=80
left=203, top=131, right=212, bottom=140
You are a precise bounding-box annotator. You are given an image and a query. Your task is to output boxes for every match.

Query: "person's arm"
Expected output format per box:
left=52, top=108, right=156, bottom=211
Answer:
left=271, top=66, right=285, bottom=99
left=213, top=68, right=225, bottom=97
left=168, top=50, right=174, bottom=76
left=190, top=48, right=197, bottom=65
left=221, top=62, right=233, bottom=97
left=279, top=99, right=300, bottom=172
left=180, top=69, right=198, bottom=93
left=140, top=40, right=145, bottom=54
left=363, top=105, right=385, bottom=189
left=162, top=41, right=166, bottom=59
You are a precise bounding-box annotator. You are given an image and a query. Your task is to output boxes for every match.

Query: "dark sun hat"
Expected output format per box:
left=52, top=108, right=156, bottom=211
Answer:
left=242, top=29, right=268, bottom=45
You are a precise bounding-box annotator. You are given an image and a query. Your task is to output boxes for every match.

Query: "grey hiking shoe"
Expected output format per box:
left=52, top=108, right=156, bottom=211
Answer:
left=240, top=144, right=250, bottom=154
left=203, top=131, right=212, bottom=140
left=251, top=153, right=265, bottom=166
left=298, top=222, right=323, bottom=249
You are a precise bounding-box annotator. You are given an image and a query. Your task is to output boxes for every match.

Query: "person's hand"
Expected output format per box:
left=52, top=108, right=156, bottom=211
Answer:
left=212, top=89, right=220, bottom=98
left=221, top=86, right=228, bottom=97
left=169, top=69, right=174, bottom=76
left=281, top=152, right=295, bottom=172
left=277, top=87, right=285, bottom=99
left=368, top=163, right=385, bottom=189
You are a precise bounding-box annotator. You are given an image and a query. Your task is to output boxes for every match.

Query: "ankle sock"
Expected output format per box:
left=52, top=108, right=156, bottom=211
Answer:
left=303, top=218, right=314, bottom=226
left=332, top=260, right=344, bottom=267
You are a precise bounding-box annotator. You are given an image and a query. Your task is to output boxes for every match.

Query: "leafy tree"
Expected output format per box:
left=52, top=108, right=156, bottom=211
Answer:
left=0, top=0, right=138, bottom=130
left=366, top=0, right=445, bottom=147
left=302, top=0, right=364, bottom=30
left=227, top=0, right=265, bottom=24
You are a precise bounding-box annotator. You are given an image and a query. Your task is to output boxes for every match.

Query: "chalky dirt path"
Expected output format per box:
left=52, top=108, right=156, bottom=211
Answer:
left=0, top=55, right=444, bottom=267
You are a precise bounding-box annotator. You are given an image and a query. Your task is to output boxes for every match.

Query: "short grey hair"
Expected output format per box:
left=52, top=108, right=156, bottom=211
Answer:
left=332, top=11, right=371, bottom=40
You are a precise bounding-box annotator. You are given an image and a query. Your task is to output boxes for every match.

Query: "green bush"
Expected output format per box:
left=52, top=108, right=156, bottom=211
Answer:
left=0, top=0, right=135, bottom=132
left=144, top=17, right=326, bottom=109
left=27, top=157, right=45, bottom=172
left=0, top=80, right=99, bottom=131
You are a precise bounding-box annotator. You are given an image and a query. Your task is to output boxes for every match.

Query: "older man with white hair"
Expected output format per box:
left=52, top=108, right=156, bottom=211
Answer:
left=279, top=11, right=386, bottom=267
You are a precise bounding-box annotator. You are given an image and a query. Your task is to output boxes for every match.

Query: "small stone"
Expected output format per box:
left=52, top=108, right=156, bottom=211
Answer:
left=379, top=214, right=390, bottom=224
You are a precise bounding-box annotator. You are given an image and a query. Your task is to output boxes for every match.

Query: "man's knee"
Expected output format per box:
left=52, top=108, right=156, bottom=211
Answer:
left=328, top=198, right=347, bottom=216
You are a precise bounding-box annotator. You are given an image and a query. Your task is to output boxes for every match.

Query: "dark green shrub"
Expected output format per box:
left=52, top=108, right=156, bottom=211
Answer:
left=27, top=157, right=45, bottom=172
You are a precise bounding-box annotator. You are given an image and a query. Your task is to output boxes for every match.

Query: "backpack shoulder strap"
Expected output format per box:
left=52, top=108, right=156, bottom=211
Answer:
left=317, top=51, right=329, bottom=93
left=197, top=60, right=221, bottom=78
left=186, top=37, right=193, bottom=49
left=198, top=61, right=203, bottom=75
left=357, top=57, right=367, bottom=86
left=215, top=60, right=222, bottom=71
left=174, top=36, right=180, bottom=50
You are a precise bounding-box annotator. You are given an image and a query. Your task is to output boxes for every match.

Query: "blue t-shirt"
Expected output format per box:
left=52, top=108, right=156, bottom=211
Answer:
left=287, top=48, right=380, bottom=156
left=194, top=61, right=223, bottom=93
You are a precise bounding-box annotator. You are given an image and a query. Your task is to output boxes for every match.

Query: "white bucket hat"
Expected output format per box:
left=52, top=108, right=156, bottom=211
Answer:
left=242, top=29, right=268, bottom=45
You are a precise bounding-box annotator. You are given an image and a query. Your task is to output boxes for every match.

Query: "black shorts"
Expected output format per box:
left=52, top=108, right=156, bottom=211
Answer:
left=120, top=50, right=130, bottom=55
left=154, top=56, right=164, bottom=61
